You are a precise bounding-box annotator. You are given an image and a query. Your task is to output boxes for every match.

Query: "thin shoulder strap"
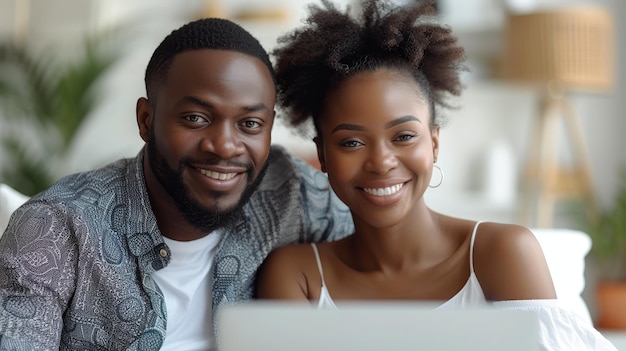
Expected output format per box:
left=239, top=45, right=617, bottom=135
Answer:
left=469, top=221, right=484, bottom=274
left=310, top=243, right=328, bottom=288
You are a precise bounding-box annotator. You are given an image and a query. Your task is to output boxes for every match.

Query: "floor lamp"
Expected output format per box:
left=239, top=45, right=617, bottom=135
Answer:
left=499, top=6, right=615, bottom=227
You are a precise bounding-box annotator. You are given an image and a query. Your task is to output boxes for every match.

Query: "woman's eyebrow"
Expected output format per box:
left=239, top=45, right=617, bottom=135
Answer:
left=331, top=115, right=421, bottom=134
left=331, top=123, right=365, bottom=134
left=385, top=115, right=421, bottom=129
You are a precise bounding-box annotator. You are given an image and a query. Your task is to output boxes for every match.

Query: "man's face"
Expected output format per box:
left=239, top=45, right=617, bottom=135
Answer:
left=138, top=49, right=276, bottom=232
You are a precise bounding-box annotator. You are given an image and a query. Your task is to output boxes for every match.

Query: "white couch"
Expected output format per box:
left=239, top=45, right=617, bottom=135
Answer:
left=531, top=227, right=592, bottom=324
left=0, top=183, right=592, bottom=323
left=0, top=183, right=30, bottom=234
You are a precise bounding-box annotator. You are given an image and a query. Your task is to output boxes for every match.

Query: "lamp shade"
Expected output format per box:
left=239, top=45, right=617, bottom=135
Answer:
left=499, top=6, right=614, bottom=92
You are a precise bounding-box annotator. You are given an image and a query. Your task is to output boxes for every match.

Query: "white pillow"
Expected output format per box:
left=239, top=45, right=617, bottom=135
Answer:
left=0, top=183, right=30, bottom=236
left=530, top=228, right=592, bottom=325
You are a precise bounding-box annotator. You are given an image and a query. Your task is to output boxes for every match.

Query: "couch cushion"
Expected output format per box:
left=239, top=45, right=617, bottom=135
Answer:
left=0, top=183, right=30, bottom=236
left=531, top=228, right=592, bottom=325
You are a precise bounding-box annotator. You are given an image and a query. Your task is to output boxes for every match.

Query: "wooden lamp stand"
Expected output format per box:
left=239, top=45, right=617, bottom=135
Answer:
left=499, top=6, right=614, bottom=227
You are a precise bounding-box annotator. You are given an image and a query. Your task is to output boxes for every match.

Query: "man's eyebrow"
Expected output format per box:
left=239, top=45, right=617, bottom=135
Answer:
left=177, top=96, right=270, bottom=112
left=177, top=96, right=213, bottom=109
left=331, top=115, right=421, bottom=134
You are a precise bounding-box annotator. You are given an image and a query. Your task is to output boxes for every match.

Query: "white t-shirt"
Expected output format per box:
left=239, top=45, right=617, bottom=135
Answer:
left=152, top=231, right=222, bottom=351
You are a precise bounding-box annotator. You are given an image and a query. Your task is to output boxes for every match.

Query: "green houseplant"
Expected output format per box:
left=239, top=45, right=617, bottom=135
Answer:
left=582, top=167, right=626, bottom=329
left=0, top=30, right=121, bottom=196
left=587, top=171, right=626, bottom=280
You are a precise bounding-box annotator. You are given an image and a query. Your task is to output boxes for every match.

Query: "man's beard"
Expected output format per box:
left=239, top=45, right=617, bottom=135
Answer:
left=147, top=129, right=267, bottom=233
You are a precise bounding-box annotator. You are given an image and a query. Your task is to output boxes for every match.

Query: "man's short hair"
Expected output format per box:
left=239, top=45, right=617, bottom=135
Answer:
left=144, top=18, right=275, bottom=100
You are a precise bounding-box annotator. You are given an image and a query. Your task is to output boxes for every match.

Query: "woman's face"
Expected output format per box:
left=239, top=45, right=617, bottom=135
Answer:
left=317, top=69, right=439, bottom=229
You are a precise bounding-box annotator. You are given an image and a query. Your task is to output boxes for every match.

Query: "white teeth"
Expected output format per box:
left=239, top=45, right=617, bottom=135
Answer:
left=363, top=183, right=403, bottom=196
left=198, top=169, right=237, bottom=180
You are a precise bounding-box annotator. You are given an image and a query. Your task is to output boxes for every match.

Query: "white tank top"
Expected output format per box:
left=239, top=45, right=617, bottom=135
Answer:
left=312, top=221, right=487, bottom=308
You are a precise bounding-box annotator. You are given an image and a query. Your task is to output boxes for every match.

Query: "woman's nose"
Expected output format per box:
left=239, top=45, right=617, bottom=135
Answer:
left=364, top=142, right=397, bottom=174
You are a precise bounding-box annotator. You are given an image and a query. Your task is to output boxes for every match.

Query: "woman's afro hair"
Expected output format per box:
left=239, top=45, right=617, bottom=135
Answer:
left=273, top=0, right=466, bottom=133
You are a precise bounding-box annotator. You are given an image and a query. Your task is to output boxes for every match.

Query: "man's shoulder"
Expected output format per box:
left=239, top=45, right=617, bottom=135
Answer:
left=264, top=145, right=330, bottom=191
left=33, top=156, right=137, bottom=207
left=266, top=144, right=297, bottom=170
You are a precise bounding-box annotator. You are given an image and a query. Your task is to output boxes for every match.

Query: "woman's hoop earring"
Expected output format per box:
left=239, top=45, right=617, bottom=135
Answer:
left=429, top=164, right=444, bottom=188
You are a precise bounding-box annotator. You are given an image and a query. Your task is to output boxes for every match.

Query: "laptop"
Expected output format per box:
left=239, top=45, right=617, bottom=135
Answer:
left=216, top=301, right=540, bottom=351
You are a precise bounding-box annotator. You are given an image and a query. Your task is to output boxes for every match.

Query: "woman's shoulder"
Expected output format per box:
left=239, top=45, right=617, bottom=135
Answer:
left=266, top=243, right=318, bottom=263
left=472, top=221, right=537, bottom=249
left=262, top=241, right=338, bottom=276
left=256, top=242, right=325, bottom=299
left=470, top=221, right=556, bottom=301
left=440, top=218, right=543, bottom=272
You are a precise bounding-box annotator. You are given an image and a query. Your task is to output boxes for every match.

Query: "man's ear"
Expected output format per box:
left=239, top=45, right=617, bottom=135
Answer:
left=136, top=97, right=153, bottom=143
left=313, top=136, right=327, bottom=173
left=431, top=126, right=440, bottom=162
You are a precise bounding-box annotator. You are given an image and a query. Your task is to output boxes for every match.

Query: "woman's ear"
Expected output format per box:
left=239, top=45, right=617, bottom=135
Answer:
left=136, top=97, right=153, bottom=143
left=313, top=136, right=327, bottom=173
left=431, top=127, right=440, bottom=162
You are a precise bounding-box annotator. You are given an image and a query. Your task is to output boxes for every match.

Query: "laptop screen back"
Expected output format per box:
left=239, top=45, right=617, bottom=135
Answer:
left=217, top=301, right=539, bottom=351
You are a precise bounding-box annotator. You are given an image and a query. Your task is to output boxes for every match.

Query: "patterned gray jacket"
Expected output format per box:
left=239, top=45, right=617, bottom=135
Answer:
left=0, top=145, right=354, bottom=350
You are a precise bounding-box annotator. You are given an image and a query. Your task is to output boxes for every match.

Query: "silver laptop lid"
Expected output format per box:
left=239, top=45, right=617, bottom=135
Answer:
left=217, top=301, right=539, bottom=351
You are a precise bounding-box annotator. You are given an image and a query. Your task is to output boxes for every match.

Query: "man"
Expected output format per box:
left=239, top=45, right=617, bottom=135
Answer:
left=0, top=18, right=353, bottom=350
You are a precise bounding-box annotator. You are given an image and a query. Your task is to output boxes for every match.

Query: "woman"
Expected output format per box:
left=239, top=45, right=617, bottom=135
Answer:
left=256, top=0, right=616, bottom=349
